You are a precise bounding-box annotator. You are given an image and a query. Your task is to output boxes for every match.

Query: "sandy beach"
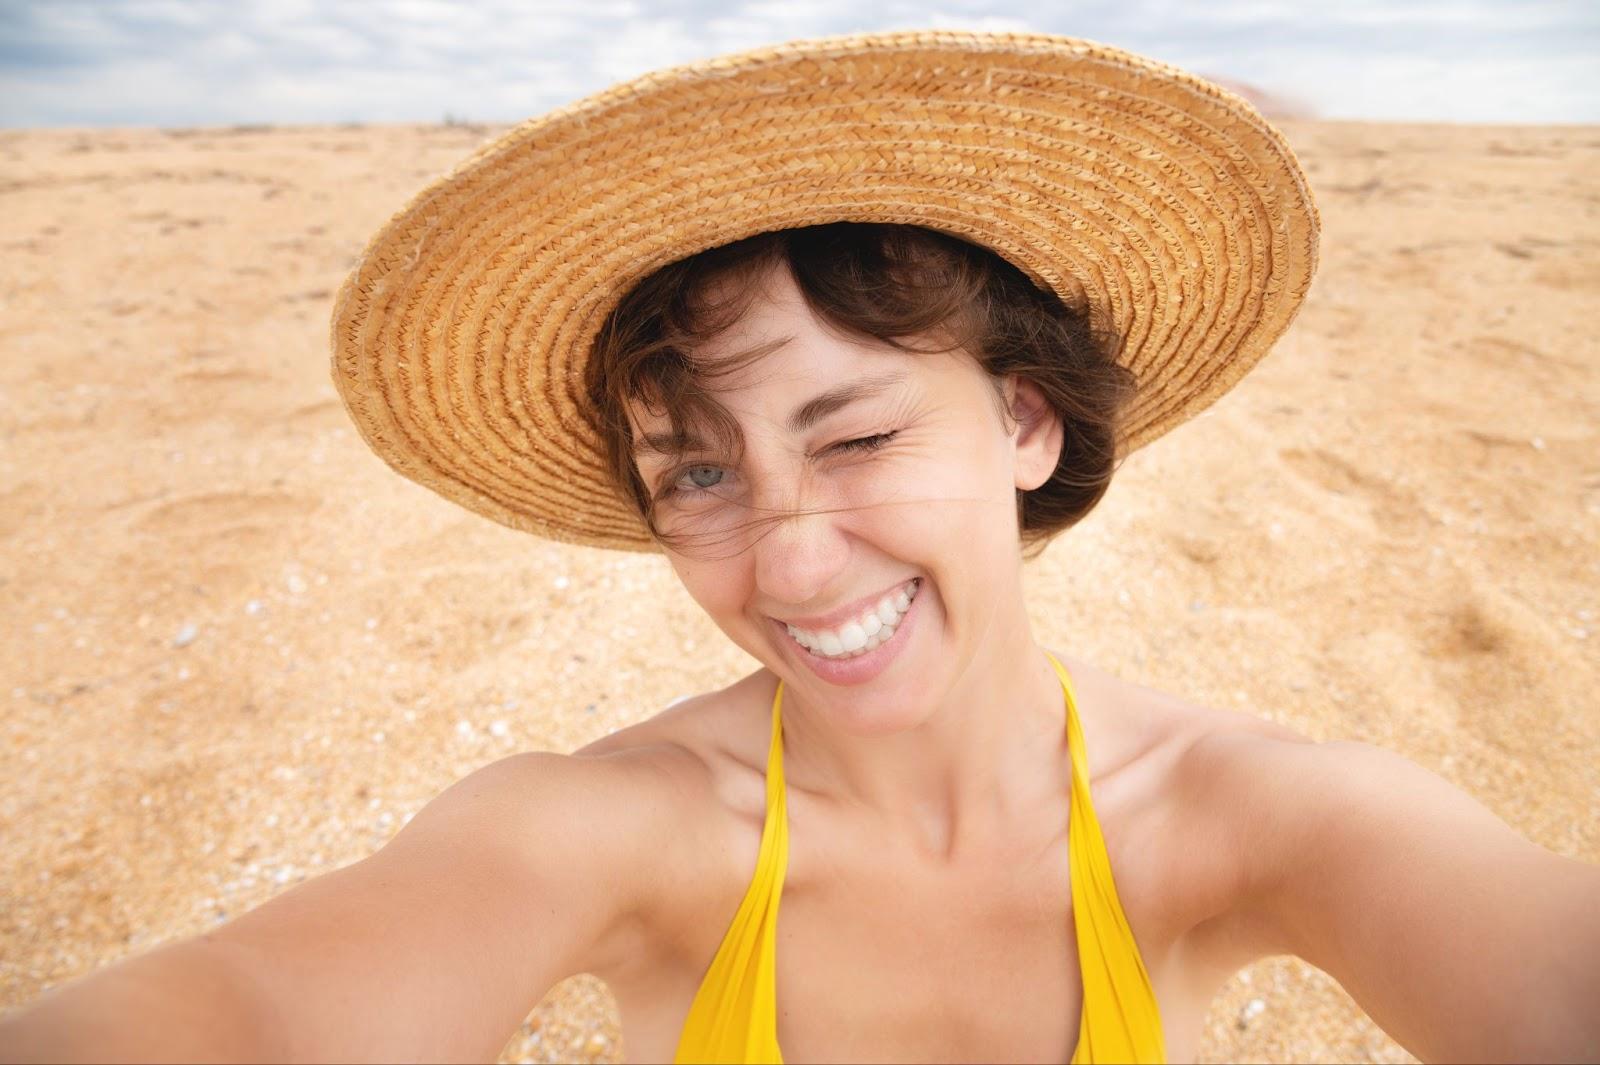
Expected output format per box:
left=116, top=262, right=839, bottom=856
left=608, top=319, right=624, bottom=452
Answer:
left=1, top=118, right=1596, bottom=1062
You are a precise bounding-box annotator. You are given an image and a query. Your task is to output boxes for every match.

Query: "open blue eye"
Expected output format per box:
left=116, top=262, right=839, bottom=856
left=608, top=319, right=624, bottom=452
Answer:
left=685, top=465, right=723, bottom=489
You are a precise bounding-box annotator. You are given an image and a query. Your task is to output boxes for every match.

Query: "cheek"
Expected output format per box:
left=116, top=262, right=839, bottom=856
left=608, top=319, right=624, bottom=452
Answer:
left=851, top=466, right=994, bottom=578
left=912, top=449, right=1018, bottom=579
left=671, top=559, right=752, bottom=627
left=863, top=428, right=1014, bottom=532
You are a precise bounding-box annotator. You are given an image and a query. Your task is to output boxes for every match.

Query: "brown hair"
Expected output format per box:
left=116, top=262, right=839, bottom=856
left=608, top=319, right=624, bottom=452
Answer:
left=582, top=222, right=1138, bottom=561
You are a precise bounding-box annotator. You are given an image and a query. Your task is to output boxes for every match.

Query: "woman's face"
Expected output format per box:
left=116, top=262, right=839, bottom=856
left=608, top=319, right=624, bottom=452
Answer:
left=626, top=263, right=1063, bottom=734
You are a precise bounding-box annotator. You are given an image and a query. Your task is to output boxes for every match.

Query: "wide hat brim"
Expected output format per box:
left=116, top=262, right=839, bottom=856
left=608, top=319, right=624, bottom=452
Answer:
left=330, top=28, right=1319, bottom=553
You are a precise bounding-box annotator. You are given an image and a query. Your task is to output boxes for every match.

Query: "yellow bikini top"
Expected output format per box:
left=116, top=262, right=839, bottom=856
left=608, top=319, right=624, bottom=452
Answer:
left=672, top=651, right=1167, bottom=1064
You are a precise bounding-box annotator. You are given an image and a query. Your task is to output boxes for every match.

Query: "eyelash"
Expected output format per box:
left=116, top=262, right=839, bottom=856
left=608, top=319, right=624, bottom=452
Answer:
left=833, top=431, right=898, bottom=455
left=658, top=431, right=900, bottom=498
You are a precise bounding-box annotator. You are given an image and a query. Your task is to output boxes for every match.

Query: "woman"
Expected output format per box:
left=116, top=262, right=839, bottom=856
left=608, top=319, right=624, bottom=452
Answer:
left=4, top=29, right=1597, bottom=1065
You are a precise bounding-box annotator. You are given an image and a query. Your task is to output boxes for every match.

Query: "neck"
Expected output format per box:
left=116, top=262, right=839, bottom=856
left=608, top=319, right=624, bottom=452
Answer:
left=775, top=596, right=1071, bottom=864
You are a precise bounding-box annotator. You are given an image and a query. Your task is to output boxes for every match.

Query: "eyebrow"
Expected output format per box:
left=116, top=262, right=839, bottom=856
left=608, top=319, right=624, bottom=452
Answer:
left=786, top=369, right=910, bottom=433
left=631, top=368, right=910, bottom=457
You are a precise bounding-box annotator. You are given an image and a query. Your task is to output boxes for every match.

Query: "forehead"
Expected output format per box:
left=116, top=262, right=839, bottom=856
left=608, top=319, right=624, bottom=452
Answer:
left=625, top=265, right=941, bottom=444
left=696, top=263, right=901, bottom=388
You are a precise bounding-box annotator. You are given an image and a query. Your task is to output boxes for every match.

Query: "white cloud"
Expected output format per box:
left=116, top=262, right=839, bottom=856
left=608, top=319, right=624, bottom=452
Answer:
left=1, top=0, right=1596, bottom=126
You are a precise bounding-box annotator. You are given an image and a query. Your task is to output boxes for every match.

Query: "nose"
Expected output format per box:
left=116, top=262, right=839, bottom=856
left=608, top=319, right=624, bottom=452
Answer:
left=752, top=505, right=850, bottom=610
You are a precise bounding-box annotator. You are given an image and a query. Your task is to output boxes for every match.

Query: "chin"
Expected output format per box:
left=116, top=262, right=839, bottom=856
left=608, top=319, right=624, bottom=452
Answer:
left=790, top=672, right=938, bottom=737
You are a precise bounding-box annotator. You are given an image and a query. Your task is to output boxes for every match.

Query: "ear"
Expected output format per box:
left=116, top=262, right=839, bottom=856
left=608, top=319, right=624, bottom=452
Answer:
left=1002, top=375, right=1063, bottom=493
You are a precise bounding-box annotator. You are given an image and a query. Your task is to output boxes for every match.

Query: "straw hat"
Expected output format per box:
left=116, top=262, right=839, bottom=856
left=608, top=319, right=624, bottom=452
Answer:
left=329, top=28, right=1319, bottom=553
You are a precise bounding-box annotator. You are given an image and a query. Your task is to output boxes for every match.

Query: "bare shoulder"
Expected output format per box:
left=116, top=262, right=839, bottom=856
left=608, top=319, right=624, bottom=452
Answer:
left=1052, top=651, right=1313, bottom=777
left=573, top=669, right=776, bottom=822
left=1159, top=715, right=1600, bottom=1059
left=567, top=671, right=777, bottom=959
left=1049, top=653, right=1321, bottom=947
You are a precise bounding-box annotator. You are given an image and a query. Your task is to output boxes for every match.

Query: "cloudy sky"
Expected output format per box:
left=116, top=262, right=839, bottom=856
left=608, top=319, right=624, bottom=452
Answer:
left=2, top=0, right=1596, bottom=127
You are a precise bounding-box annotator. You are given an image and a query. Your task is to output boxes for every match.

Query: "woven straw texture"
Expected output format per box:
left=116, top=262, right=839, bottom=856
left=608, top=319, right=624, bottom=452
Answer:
left=329, top=28, right=1320, bottom=553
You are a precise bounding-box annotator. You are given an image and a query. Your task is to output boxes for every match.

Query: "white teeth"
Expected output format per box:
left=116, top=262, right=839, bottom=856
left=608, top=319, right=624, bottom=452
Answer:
left=782, top=579, right=920, bottom=660
left=838, top=622, right=867, bottom=652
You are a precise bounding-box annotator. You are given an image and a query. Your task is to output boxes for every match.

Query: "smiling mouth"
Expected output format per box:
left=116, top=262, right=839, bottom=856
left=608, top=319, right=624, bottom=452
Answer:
left=778, top=578, right=921, bottom=660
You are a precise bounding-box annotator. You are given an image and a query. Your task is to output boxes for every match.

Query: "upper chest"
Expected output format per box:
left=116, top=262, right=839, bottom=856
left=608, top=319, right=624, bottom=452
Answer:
left=752, top=790, right=1088, bottom=1063
left=603, top=669, right=1246, bottom=1062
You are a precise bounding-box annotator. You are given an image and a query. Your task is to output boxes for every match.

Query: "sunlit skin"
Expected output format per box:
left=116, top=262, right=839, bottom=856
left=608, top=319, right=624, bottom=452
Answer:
left=626, top=261, right=1075, bottom=855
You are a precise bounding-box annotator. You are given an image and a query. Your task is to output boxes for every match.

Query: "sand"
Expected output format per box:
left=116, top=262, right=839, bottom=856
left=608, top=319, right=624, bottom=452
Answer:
left=1, top=118, right=1595, bottom=1063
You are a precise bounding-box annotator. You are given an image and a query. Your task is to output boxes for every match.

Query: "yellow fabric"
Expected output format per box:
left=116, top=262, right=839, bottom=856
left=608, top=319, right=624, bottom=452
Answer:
left=1051, top=651, right=1169, bottom=1064
left=673, top=652, right=1166, bottom=1064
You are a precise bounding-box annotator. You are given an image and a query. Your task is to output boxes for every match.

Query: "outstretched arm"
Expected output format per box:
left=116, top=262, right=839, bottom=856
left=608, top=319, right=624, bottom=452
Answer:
left=0, top=747, right=694, bottom=1063
left=1191, top=732, right=1600, bottom=1063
